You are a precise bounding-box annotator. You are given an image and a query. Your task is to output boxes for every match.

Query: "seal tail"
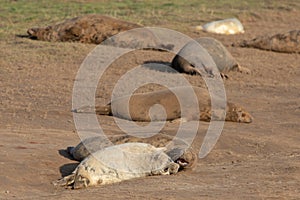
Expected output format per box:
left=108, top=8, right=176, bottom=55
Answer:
left=72, top=104, right=111, bottom=115
left=95, top=105, right=112, bottom=115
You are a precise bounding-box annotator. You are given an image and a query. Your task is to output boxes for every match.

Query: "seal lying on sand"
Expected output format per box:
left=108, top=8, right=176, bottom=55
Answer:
left=74, top=86, right=253, bottom=123
left=171, top=37, right=249, bottom=76
left=54, top=143, right=180, bottom=189
left=235, top=30, right=300, bottom=53
left=27, top=14, right=173, bottom=50
left=27, top=14, right=141, bottom=44
left=67, top=134, right=197, bottom=170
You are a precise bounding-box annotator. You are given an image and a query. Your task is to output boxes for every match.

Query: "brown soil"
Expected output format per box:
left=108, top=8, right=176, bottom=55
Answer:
left=0, top=10, right=299, bottom=200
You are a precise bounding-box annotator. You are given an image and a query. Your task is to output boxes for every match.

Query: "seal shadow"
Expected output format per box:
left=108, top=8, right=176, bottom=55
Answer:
left=57, top=149, right=79, bottom=177
left=142, top=61, right=178, bottom=74
left=58, top=149, right=75, bottom=160
left=15, top=34, right=35, bottom=39
left=59, top=163, right=79, bottom=177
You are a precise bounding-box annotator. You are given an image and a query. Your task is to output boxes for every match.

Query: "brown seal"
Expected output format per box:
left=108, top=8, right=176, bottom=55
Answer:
left=27, top=14, right=141, bottom=44
left=75, top=86, right=253, bottom=123
left=235, top=30, right=300, bottom=53
left=27, top=14, right=173, bottom=50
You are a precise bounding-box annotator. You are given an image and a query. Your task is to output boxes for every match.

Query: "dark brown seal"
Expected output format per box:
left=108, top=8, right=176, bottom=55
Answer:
left=27, top=14, right=141, bottom=44
left=235, top=30, right=300, bottom=53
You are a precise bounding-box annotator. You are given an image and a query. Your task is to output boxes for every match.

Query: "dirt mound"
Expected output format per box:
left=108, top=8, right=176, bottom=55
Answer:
left=27, top=14, right=142, bottom=44
left=235, top=30, right=300, bottom=53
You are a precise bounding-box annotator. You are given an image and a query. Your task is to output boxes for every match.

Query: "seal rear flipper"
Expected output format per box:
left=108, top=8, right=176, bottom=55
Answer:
left=95, top=105, right=112, bottom=115
left=71, top=106, right=93, bottom=113
left=53, top=173, right=76, bottom=188
left=71, top=104, right=111, bottom=115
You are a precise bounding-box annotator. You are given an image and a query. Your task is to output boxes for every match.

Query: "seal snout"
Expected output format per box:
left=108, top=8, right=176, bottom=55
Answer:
left=238, top=111, right=253, bottom=123
left=27, top=28, right=39, bottom=38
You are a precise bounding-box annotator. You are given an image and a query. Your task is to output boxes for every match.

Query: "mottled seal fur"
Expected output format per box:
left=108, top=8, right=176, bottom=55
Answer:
left=54, top=143, right=179, bottom=189
left=27, top=14, right=141, bottom=44
left=235, top=30, right=300, bottom=53
left=171, top=37, right=249, bottom=75
left=75, top=86, right=253, bottom=123
left=67, top=134, right=197, bottom=170
left=27, top=14, right=173, bottom=50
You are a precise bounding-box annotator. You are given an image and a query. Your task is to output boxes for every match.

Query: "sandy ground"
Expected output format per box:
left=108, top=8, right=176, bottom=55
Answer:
left=0, top=9, right=299, bottom=200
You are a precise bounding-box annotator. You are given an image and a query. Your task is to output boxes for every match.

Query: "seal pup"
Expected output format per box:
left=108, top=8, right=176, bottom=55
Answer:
left=196, top=18, right=245, bottom=35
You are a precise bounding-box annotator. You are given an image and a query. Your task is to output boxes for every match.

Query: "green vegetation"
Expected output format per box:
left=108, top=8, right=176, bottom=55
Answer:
left=0, top=0, right=299, bottom=39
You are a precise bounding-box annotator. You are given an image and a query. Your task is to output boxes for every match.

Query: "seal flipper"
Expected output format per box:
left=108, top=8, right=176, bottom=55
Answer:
left=53, top=173, right=76, bottom=188
left=95, top=104, right=112, bottom=115
left=71, top=104, right=112, bottom=115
